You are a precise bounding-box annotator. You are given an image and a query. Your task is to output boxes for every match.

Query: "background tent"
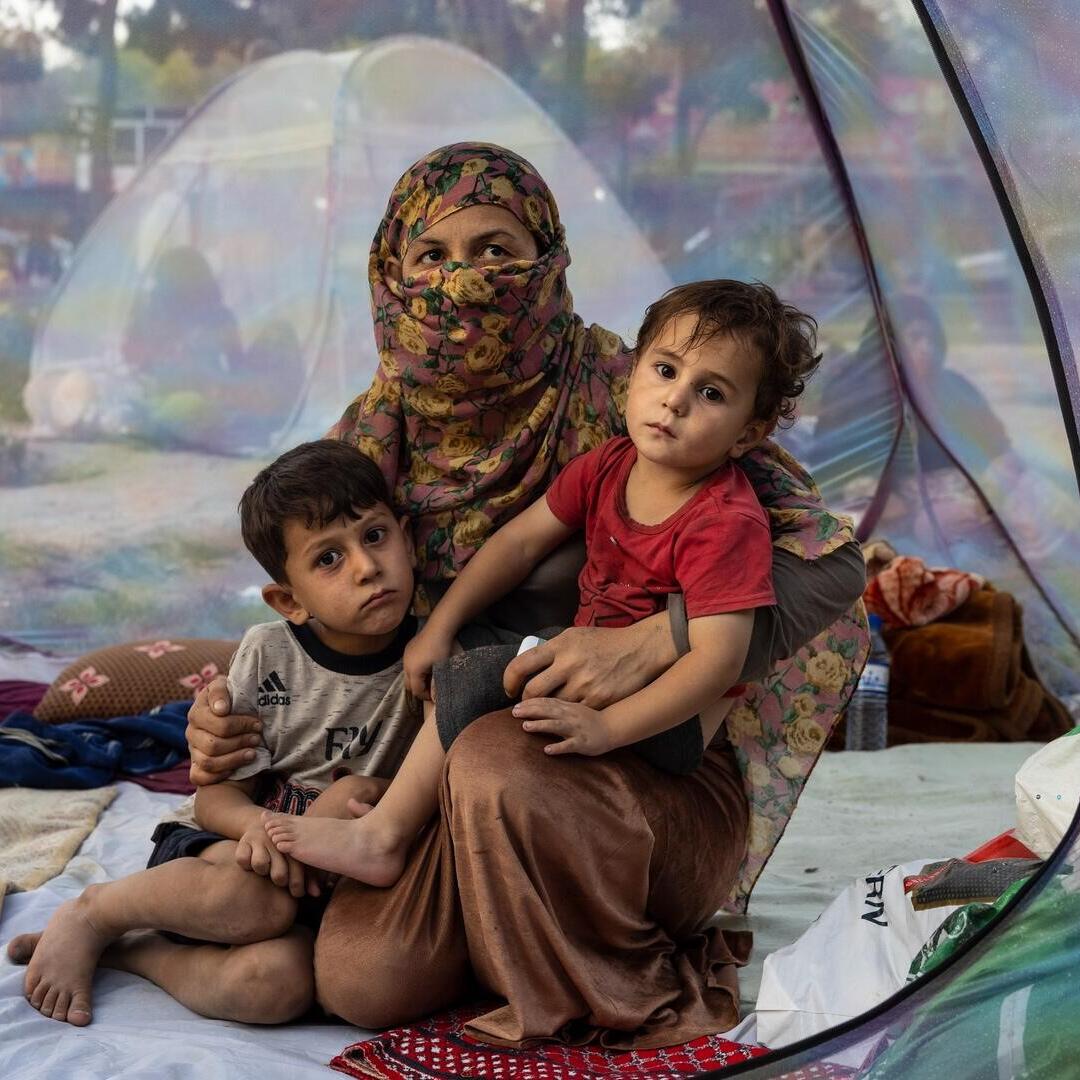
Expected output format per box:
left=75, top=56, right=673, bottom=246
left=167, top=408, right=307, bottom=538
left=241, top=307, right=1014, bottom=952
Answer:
left=9, top=39, right=670, bottom=656
left=0, top=1, right=1078, bottom=1072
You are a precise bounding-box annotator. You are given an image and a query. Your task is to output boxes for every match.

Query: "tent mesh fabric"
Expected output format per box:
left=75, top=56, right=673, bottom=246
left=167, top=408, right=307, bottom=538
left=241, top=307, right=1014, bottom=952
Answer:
left=4, top=4, right=1079, bottom=1070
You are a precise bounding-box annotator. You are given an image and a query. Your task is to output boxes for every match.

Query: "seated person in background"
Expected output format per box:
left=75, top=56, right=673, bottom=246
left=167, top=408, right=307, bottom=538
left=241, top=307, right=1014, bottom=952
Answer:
left=122, top=245, right=244, bottom=451
left=6, top=440, right=424, bottom=1027
left=263, top=279, right=820, bottom=887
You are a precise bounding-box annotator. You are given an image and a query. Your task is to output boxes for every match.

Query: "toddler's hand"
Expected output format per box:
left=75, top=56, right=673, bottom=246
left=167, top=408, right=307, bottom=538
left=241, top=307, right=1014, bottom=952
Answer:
left=403, top=628, right=454, bottom=701
left=512, top=698, right=617, bottom=757
left=236, top=821, right=311, bottom=898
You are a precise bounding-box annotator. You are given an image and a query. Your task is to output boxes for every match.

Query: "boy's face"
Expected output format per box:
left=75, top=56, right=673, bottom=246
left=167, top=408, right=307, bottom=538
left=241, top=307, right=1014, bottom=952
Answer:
left=626, top=314, right=770, bottom=477
left=263, top=503, right=415, bottom=655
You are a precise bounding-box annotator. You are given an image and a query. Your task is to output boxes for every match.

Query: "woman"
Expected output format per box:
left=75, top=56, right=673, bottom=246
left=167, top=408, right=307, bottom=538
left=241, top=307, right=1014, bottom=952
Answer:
left=188, top=143, right=868, bottom=1046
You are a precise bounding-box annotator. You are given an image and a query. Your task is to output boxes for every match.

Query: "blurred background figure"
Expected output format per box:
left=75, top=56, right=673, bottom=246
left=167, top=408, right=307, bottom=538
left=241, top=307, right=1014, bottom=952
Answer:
left=122, top=245, right=301, bottom=453
left=22, top=218, right=63, bottom=287
left=122, top=244, right=243, bottom=449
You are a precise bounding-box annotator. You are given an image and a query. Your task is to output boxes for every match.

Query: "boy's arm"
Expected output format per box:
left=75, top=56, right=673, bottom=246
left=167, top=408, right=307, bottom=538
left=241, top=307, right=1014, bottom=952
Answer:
left=514, top=610, right=754, bottom=755
left=194, top=776, right=262, bottom=839
left=195, top=778, right=311, bottom=898
left=404, top=497, right=575, bottom=698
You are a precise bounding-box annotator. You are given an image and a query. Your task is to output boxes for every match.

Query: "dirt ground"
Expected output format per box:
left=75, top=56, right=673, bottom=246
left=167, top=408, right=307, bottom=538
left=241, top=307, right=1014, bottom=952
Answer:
left=1, top=432, right=268, bottom=654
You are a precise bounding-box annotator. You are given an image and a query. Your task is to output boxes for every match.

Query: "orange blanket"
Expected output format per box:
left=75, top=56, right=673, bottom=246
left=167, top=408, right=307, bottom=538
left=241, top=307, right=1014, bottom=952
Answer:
left=864, top=554, right=984, bottom=628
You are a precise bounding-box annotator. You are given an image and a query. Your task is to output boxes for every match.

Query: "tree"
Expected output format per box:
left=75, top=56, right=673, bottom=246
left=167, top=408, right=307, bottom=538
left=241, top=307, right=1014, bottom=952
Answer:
left=586, top=43, right=666, bottom=195
left=52, top=0, right=119, bottom=215
left=664, top=0, right=786, bottom=172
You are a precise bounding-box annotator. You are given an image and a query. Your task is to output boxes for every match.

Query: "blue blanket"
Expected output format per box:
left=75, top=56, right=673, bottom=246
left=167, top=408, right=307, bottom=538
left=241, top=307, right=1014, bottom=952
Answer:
left=0, top=702, right=189, bottom=788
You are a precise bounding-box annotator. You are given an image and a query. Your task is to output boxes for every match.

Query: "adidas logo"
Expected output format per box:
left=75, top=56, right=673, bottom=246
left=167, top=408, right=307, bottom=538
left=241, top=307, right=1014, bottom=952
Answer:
left=258, top=671, right=291, bottom=707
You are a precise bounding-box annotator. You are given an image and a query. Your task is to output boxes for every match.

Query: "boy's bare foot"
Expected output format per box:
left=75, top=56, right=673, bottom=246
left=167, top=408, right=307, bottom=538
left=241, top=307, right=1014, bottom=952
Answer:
left=6, top=891, right=114, bottom=1025
left=6, top=930, right=41, bottom=964
left=262, top=811, right=406, bottom=887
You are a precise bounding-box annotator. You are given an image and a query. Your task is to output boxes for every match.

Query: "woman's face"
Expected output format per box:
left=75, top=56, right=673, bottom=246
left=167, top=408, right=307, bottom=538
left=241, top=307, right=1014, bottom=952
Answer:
left=387, top=204, right=539, bottom=283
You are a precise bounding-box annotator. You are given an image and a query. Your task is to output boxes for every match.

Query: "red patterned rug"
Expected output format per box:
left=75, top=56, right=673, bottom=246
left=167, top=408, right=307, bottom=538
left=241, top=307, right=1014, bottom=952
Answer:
left=330, top=1006, right=771, bottom=1079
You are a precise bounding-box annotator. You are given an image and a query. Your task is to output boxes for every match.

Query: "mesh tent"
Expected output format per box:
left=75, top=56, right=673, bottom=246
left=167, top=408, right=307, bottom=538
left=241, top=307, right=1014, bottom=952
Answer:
left=4, top=1, right=1080, bottom=1072
left=11, top=39, right=670, bottom=652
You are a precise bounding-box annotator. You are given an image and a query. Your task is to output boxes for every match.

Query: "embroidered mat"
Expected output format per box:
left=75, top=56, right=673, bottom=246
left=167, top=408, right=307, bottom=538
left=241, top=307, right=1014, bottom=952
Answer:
left=330, top=1006, right=772, bottom=1079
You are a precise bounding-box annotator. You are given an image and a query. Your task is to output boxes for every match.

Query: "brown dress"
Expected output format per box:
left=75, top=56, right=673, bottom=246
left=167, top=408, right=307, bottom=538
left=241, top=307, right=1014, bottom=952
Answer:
left=314, top=709, right=750, bottom=1049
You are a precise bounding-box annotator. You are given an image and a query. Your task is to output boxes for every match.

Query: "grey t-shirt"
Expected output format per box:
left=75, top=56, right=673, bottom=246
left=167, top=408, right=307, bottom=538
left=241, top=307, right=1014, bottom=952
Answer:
left=165, top=616, right=422, bottom=827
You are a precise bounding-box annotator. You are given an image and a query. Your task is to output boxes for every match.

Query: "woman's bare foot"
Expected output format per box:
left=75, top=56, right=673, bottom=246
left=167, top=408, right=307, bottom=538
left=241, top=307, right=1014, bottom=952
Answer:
left=6, top=890, right=114, bottom=1025
left=262, top=811, right=406, bottom=887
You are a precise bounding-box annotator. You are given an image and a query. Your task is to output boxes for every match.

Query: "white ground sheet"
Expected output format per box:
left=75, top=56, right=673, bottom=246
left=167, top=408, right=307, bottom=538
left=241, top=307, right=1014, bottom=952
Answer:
left=0, top=783, right=362, bottom=1080
left=0, top=742, right=1036, bottom=1078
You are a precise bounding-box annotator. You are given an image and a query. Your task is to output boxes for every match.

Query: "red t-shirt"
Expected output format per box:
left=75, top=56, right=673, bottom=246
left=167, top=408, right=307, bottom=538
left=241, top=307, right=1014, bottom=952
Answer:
left=546, top=436, right=775, bottom=628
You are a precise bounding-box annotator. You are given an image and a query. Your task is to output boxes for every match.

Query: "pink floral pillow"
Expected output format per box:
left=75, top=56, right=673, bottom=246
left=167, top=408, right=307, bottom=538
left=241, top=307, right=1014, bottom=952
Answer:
left=34, top=638, right=238, bottom=723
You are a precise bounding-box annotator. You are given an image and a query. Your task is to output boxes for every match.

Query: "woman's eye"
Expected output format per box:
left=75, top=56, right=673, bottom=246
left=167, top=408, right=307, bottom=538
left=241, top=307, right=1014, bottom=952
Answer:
left=316, top=550, right=341, bottom=569
left=700, top=386, right=724, bottom=403
left=481, top=243, right=508, bottom=260
left=655, top=363, right=676, bottom=380
left=418, top=249, right=443, bottom=265
left=364, top=527, right=387, bottom=545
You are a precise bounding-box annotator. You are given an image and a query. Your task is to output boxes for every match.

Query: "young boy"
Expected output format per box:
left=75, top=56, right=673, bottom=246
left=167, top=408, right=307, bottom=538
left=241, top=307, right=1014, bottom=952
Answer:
left=263, top=279, right=821, bottom=888
left=6, top=440, right=429, bottom=1027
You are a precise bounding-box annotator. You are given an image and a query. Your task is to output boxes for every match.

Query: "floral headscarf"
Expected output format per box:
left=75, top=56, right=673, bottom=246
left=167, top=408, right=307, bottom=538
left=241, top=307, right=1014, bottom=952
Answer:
left=330, top=142, right=631, bottom=585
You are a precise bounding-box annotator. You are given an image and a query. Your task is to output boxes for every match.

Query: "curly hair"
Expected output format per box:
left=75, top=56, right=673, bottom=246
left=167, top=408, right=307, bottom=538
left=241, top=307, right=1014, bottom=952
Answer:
left=635, top=279, right=821, bottom=427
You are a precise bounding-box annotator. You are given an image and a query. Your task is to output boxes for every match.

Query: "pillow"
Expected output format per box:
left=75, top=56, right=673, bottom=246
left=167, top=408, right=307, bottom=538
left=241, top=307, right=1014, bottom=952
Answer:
left=34, top=638, right=239, bottom=724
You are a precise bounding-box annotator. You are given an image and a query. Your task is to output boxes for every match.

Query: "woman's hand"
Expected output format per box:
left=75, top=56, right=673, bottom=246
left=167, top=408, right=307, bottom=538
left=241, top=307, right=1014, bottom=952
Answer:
left=403, top=627, right=455, bottom=701
left=513, top=698, right=616, bottom=757
left=186, top=679, right=262, bottom=786
left=503, top=617, right=678, bottom=709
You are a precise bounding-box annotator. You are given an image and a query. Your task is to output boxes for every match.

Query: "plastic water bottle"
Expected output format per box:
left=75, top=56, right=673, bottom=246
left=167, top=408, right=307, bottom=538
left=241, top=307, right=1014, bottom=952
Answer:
left=845, top=613, right=890, bottom=751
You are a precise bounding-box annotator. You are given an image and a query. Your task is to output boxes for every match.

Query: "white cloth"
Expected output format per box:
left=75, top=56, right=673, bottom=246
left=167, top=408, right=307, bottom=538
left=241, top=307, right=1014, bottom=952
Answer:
left=1015, top=726, right=1080, bottom=858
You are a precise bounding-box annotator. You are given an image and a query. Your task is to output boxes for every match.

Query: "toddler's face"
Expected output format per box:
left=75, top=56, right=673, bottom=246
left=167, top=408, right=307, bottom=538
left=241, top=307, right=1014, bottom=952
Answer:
left=274, top=503, right=415, bottom=655
left=626, top=315, right=768, bottom=477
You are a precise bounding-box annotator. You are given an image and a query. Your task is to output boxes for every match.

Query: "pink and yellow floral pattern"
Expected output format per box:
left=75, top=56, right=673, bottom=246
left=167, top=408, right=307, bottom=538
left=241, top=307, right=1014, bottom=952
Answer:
left=724, top=602, right=869, bottom=913
left=330, top=142, right=632, bottom=587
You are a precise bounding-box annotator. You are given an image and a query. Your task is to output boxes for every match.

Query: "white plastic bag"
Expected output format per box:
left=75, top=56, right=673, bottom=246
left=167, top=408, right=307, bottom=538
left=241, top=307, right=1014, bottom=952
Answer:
left=755, top=861, right=958, bottom=1048
left=1015, top=725, right=1080, bottom=859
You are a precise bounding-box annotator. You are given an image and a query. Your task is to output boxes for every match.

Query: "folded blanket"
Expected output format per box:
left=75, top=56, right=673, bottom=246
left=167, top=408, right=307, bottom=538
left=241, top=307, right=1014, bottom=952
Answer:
left=0, top=785, right=117, bottom=910
left=884, top=588, right=1071, bottom=744
left=0, top=701, right=189, bottom=788
left=0, top=679, right=49, bottom=721
left=864, top=555, right=984, bottom=628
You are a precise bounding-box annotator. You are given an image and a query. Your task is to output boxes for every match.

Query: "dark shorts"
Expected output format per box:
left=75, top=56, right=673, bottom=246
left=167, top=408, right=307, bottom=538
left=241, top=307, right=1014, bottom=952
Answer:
left=147, top=821, right=327, bottom=942
left=147, top=821, right=228, bottom=867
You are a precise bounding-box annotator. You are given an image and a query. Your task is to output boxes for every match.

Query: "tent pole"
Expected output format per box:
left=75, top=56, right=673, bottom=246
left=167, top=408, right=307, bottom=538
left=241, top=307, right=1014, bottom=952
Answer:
left=912, top=0, right=1080, bottom=496
left=763, top=0, right=905, bottom=542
